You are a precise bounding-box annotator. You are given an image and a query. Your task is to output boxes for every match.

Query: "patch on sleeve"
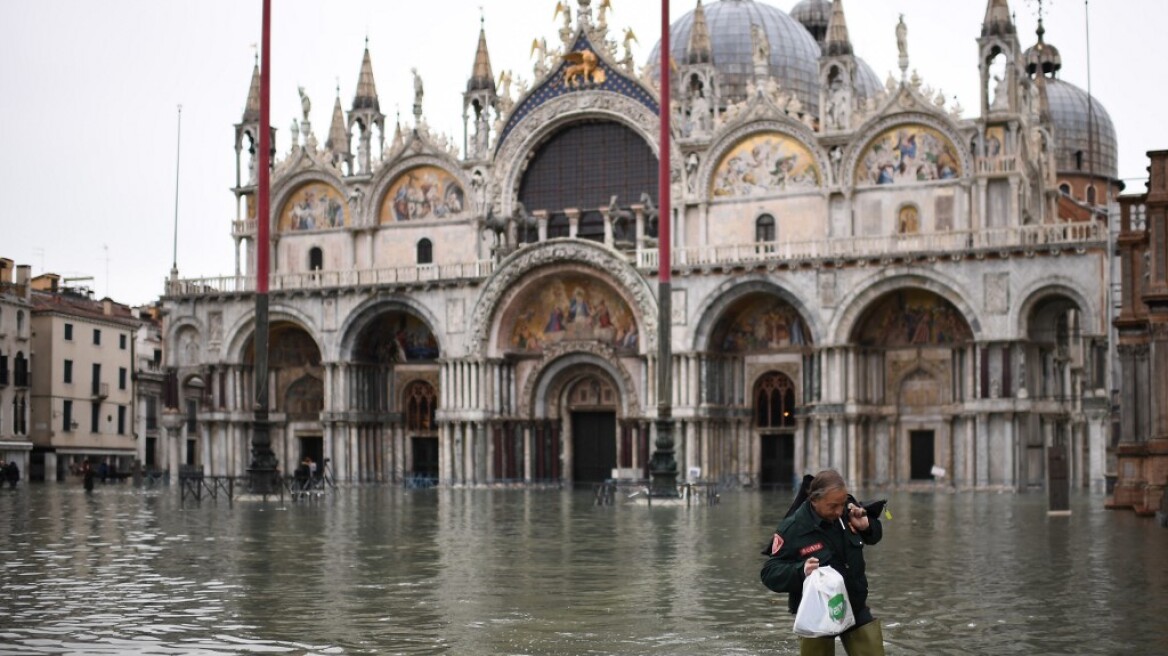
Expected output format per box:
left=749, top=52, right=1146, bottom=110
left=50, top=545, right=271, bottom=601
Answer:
left=770, top=533, right=784, bottom=555
left=798, top=542, right=825, bottom=558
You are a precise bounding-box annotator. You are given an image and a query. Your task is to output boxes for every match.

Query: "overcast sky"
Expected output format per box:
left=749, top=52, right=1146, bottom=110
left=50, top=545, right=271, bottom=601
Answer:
left=2, top=0, right=1164, bottom=306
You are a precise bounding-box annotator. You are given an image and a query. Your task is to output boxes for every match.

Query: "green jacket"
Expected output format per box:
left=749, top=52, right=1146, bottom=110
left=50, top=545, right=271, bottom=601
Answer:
left=759, top=498, right=882, bottom=625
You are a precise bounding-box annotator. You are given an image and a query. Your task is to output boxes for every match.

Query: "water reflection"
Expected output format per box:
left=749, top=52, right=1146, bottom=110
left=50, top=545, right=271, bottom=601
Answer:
left=1, top=486, right=1165, bottom=654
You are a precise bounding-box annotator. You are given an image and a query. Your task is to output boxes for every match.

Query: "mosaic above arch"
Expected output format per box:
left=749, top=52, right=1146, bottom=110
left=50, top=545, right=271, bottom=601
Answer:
left=710, top=132, right=821, bottom=197
left=278, top=182, right=349, bottom=232
left=855, top=124, right=962, bottom=186
left=354, top=312, right=440, bottom=363
left=853, top=290, right=972, bottom=347
left=499, top=273, right=638, bottom=355
left=712, top=295, right=810, bottom=352
left=380, top=165, right=466, bottom=223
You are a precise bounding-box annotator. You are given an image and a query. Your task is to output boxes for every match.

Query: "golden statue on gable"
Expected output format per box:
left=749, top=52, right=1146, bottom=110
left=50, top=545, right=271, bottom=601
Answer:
left=562, top=49, right=606, bottom=87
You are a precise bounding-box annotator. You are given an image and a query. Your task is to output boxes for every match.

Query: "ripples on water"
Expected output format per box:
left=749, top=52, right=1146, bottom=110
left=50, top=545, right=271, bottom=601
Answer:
left=1, top=485, right=1165, bottom=655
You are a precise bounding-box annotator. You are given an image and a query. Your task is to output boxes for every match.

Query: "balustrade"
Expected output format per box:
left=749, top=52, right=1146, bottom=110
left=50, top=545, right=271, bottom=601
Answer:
left=167, top=223, right=1102, bottom=298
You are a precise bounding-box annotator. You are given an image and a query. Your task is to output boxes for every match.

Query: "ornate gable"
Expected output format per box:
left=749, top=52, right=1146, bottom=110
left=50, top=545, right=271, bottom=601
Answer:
left=495, top=33, right=658, bottom=154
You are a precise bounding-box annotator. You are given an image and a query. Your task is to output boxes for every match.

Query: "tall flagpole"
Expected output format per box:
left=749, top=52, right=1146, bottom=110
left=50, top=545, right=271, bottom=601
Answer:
left=650, top=0, right=678, bottom=495
left=170, top=104, right=182, bottom=280
left=249, top=0, right=277, bottom=491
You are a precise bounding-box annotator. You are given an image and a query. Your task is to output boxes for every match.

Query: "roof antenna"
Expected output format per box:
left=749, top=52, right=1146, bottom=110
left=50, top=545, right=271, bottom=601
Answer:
left=170, top=104, right=182, bottom=281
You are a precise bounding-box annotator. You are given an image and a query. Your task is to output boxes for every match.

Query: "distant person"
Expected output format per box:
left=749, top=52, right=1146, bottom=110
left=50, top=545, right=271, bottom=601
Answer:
left=4, top=461, right=19, bottom=488
left=760, top=469, right=885, bottom=655
left=295, top=458, right=311, bottom=489
left=82, top=460, right=95, bottom=492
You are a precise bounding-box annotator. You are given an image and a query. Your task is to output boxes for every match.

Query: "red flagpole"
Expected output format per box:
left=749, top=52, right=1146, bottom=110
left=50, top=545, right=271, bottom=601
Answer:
left=249, top=0, right=277, bottom=489
left=657, top=0, right=671, bottom=284
left=257, top=0, right=271, bottom=294
left=651, top=0, right=678, bottom=494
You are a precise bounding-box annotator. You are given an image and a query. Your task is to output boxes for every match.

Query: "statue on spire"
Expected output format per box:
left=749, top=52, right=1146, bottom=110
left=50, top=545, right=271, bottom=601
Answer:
left=298, top=86, right=312, bottom=122
left=896, top=15, right=909, bottom=78
left=411, top=68, right=424, bottom=121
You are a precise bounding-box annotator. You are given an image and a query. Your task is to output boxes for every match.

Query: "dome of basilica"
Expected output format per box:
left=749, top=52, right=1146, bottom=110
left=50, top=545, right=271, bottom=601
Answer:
left=647, top=0, right=881, bottom=117
left=1043, top=77, right=1118, bottom=179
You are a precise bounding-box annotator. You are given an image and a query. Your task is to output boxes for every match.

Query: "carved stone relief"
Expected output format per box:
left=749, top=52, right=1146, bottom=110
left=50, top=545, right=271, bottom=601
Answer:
left=985, top=272, right=1010, bottom=315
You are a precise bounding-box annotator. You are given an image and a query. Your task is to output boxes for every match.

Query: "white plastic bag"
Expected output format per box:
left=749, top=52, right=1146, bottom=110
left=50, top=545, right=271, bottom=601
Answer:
left=793, top=565, right=856, bottom=638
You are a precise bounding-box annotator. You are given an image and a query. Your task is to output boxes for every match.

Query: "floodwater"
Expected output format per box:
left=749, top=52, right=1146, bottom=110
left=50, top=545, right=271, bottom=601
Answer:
left=0, top=484, right=1165, bottom=655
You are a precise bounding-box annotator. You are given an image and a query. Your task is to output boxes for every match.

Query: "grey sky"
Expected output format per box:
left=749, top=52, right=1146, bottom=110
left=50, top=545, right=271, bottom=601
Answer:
left=2, top=0, right=1162, bottom=306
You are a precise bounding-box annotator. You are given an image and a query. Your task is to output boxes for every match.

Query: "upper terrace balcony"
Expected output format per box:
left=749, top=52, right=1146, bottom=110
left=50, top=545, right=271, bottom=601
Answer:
left=167, top=221, right=1105, bottom=299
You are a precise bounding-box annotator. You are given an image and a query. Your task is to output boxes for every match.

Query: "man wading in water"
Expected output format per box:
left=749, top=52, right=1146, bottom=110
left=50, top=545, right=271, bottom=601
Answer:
left=760, top=469, right=886, bottom=655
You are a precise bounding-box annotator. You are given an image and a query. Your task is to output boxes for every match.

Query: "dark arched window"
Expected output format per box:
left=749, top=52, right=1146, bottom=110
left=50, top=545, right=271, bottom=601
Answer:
left=14, top=351, right=29, bottom=387
left=755, top=214, right=776, bottom=242
left=1086, top=185, right=1097, bottom=204
left=308, top=247, right=323, bottom=271
left=518, top=120, right=658, bottom=244
left=405, top=380, right=437, bottom=431
left=1059, top=183, right=1071, bottom=196
left=417, top=238, right=433, bottom=264
left=755, top=372, right=796, bottom=428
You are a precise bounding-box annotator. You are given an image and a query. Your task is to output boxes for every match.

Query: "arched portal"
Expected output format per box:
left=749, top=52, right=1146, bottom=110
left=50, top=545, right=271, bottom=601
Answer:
left=243, top=321, right=323, bottom=473
left=347, top=309, right=440, bottom=484
left=1021, top=294, right=1084, bottom=489
left=851, top=288, right=973, bottom=486
left=755, top=371, right=797, bottom=489
left=706, top=289, right=812, bottom=486
left=403, top=380, right=438, bottom=482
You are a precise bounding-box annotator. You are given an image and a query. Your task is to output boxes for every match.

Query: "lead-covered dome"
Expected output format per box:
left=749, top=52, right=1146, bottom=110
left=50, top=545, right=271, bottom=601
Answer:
left=790, top=0, right=831, bottom=45
left=647, top=0, right=881, bottom=117
left=1043, top=78, right=1117, bottom=179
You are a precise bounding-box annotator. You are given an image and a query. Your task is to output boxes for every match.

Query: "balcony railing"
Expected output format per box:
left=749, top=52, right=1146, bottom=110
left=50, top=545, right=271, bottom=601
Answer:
left=637, top=222, right=1103, bottom=270
left=167, top=223, right=1103, bottom=298
left=165, top=260, right=496, bottom=297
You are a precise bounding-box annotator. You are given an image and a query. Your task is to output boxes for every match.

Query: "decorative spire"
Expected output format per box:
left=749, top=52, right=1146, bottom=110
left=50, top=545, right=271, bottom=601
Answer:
left=982, top=0, right=1015, bottom=37
left=325, top=89, right=348, bottom=156
left=241, top=59, right=260, bottom=123
left=467, top=24, right=495, bottom=92
left=352, top=46, right=380, bottom=112
left=686, top=0, right=712, bottom=64
left=391, top=110, right=404, bottom=152
left=824, top=0, right=853, bottom=57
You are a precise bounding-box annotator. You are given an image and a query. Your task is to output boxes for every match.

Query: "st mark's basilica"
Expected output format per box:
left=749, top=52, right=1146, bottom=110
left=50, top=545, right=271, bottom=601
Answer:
left=161, top=0, right=1121, bottom=492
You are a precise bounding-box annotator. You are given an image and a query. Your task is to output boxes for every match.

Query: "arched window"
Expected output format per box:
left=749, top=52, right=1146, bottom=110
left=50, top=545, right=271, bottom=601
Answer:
left=518, top=120, right=658, bottom=244
left=1075, top=150, right=1084, bottom=171
left=405, top=380, right=437, bottom=431
left=1086, top=186, right=1097, bottom=205
left=755, top=214, right=776, bottom=242
left=898, top=205, right=920, bottom=234
left=416, top=238, right=433, bottom=264
left=1059, top=183, right=1071, bottom=196
left=755, top=372, right=796, bottom=428
left=308, top=247, right=323, bottom=271
left=15, top=394, right=27, bottom=435
left=14, top=351, right=29, bottom=387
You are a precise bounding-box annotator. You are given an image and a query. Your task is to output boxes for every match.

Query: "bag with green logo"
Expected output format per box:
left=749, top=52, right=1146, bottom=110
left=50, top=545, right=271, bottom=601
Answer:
left=793, top=565, right=855, bottom=638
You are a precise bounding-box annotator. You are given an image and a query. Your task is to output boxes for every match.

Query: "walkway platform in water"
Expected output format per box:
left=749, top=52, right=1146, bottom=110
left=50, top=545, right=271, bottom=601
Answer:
left=594, top=480, right=719, bottom=507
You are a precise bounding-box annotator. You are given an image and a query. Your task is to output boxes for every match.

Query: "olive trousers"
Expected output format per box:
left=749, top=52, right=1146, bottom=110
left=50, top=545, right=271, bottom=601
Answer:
left=799, top=620, right=885, bottom=656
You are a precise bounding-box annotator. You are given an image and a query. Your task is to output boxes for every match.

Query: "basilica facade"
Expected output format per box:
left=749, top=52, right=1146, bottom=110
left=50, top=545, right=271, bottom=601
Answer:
left=160, top=0, right=1120, bottom=491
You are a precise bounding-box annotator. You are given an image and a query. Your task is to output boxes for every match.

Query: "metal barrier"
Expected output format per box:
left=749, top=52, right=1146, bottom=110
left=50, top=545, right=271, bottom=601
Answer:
left=594, top=480, right=720, bottom=507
